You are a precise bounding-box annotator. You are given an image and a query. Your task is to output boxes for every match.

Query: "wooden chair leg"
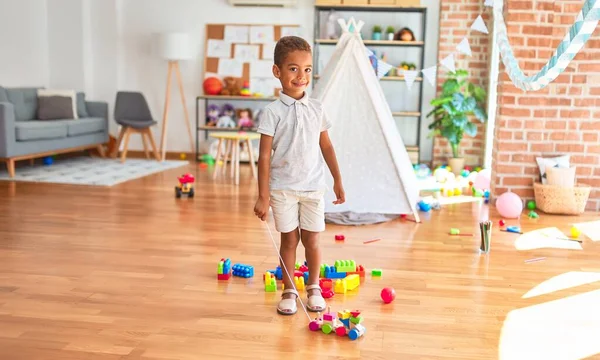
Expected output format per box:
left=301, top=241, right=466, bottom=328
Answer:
left=141, top=132, right=150, bottom=159
left=212, top=138, right=223, bottom=180
left=96, top=144, right=106, bottom=158
left=222, top=140, right=232, bottom=176
left=145, top=128, right=161, bottom=161
left=29, top=159, right=35, bottom=166
left=6, top=159, right=15, bottom=178
left=111, top=126, right=127, bottom=158
left=120, top=128, right=132, bottom=163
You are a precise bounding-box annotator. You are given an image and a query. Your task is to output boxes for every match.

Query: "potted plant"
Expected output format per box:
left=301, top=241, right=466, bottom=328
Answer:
left=386, top=26, right=395, bottom=41
left=427, top=69, right=487, bottom=175
left=372, top=25, right=382, bottom=40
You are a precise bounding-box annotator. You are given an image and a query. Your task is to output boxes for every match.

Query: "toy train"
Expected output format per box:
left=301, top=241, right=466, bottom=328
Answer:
left=309, top=307, right=366, bottom=340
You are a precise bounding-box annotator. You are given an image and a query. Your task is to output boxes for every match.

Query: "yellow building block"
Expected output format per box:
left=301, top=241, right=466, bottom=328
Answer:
left=337, top=310, right=351, bottom=320
left=334, top=279, right=347, bottom=294
left=345, top=274, right=360, bottom=291
left=294, top=276, right=305, bottom=291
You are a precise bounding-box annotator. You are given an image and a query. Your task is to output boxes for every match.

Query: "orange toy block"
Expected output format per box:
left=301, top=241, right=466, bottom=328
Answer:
left=319, top=278, right=333, bottom=290
left=346, top=265, right=366, bottom=280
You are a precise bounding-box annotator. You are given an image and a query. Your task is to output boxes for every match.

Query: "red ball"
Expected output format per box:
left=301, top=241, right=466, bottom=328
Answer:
left=499, top=219, right=506, bottom=227
left=381, top=287, right=395, bottom=304
left=203, top=77, right=223, bottom=95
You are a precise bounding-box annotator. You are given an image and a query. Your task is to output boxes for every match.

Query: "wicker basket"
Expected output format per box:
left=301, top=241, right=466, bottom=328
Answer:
left=533, top=182, right=591, bottom=215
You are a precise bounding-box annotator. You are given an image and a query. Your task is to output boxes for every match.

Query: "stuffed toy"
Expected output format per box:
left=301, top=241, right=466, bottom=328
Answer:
left=395, top=28, right=415, bottom=42
left=216, top=103, right=236, bottom=128
left=206, top=104, right=220, bottom=126
left=220, top=77, right=241, bottom=96
left=236, top=108, right=254, bottom=129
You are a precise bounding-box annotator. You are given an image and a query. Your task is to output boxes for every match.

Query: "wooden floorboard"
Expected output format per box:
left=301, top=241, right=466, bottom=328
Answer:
left=1, top=163, right=599, bottom=359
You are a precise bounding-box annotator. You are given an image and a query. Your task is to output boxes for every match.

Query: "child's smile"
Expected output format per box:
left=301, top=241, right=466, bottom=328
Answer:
left=273, top=50, right=313, bottom=99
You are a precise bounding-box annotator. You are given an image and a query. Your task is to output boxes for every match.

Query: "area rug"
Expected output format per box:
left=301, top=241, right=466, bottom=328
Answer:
left=0, top=157, right=188, bottom=186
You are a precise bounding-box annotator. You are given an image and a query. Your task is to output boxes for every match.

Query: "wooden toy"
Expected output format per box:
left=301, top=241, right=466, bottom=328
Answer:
left=264, top=272, right=277, bottom=292
left=175, top=173, right=195, bottom=198
left=309, top=307, right=366, bottom=340
left=232, top=264, right=254, bottom=278
left=217, top=258, right=232, bottom=280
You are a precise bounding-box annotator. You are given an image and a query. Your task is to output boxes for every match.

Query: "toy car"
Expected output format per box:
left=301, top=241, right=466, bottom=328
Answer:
left=175, top=173, right=195, bottom=198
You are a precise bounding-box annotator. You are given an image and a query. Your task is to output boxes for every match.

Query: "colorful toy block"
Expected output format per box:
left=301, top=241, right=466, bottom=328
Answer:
left=294, top=270, right=304, bottom=278
left=320, top=263, right=329, bottom=278
left=335, top=234, right=345, bottom=240
left=217, top=258, right=232, bottom=280
left=299, top=264, right=309, bottom=273
left=334, top=279, right=347, bottom=294
left=264, top=272, right=277, bottom=292
left=232, top=264, right=254, bottom=278
left=267, top=266, right=283, bottom=280
left=308, top=306, right=366, bottom=341
left=371, top=269, right=382, bottom=277
left=319, top=278, right=333, bottom=290
left=303, top=271, right=309, bottom=284
left=333, top=274, right=360, bottom=294
left=337, top=310, right=350, bottom=319
left=348, top=324, right=366, bottom=340
left=323, top=265, right=346, bottom=279
left=334, top=260, right=356, bottom=272
left=294, top=276, right=305, bottom=291
left=295, top=262, right=301, bottom=270
left=347, top=265, right=366, bottom=279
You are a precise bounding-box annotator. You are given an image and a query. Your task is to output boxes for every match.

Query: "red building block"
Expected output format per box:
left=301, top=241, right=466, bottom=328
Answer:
left=346, top=265, right=365, bottom=280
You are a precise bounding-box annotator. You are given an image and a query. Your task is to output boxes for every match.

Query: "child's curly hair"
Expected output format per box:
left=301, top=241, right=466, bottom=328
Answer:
left=274, top=36, right=312, bottom=66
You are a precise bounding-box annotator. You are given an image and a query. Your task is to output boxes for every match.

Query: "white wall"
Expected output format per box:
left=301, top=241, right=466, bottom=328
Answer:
left=0, top=0, right=49, bottom=87
left=0, top=0, right=439, bottom=160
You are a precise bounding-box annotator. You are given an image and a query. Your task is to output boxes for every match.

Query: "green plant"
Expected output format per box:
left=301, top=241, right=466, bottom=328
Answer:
left=386, top=26, right=395, bottom=34
left=373, top=25, right=382, bottom=33
left=426, top=69, right=487, bottom=158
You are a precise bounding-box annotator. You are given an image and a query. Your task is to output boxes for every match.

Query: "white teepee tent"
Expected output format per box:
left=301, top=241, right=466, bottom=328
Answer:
left=312, top=18, right=421, bottom=225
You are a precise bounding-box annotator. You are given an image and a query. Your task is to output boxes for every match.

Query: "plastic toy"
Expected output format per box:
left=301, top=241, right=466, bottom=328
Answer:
left=232, top=264, right=254, bottom=278
left=309, top=307, right=366, bottom=341
left=450, top=228, right=460, bottom=235
left=295, top=276, right=305, bottom=290
left=175, top=173, right=195, bottom=198
left=571, top=226, right=581, bottom=238
left=203, top=77, right=223, bottom=95
left=371, top=269, right=382, bottom=277
left=334, top=260, right=356, bottom=273
left=335, top=234, right=345, bottom=241
left=323, top=265, right=346, bottom=279
left=236, top=108, right=254, bottom=129
left=206, top=104, right=220, bottom=126
left=347, top=265, right=366, bottom=279
left=499, top=219, right=506, bottom=227
left=381, top=287, right=396, bottom=303
left=264, top=272, right=277, bottom=292
left=400, top=61, right=417, bottom=71
left=505, top=226, right=522, bottom=234
left=319, top=278, right=334, bottom=298
left=299, top=264, right=309, bottom=273
left=418, top=200, right=431, bottom=212
left=267, top=266, right=283, bottom=280
left=527, top=210, right=539, bottom=219
left=240, top=81, right=251, bottom=96
left=43, top=156, right=54, bottom=165
left=527, top=200, right=536, bottom=210
left=334, top=274, right=360, bottom=294
left=217, top=258, right=232, bottom=280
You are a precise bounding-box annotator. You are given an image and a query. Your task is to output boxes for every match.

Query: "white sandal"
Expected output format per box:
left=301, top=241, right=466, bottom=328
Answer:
left=277, top=289, right=298, bottom=315
left=306, top=284, right=326, bottom=312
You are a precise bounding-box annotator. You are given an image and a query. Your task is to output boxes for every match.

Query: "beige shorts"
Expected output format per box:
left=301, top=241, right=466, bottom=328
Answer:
left=270, top=190, right=325, bottom=233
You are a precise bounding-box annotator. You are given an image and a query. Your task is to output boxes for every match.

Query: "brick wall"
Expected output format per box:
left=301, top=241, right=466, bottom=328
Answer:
left=491, top=0, right=600, bottom=211
left=431, top=0, right=490, bottom=167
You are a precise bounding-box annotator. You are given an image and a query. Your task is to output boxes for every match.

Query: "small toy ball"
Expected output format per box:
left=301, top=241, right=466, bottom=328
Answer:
left=199, top=163, right=208, bottom=169
left=571, top=226, right=581, bottom=238
left=180, top=153, right=187, bottom=160
left=499, top=219, right=506, bottom=227
left=203, top=77, right=223, bottom=95
left=450, top=228, right=460, bottom=235
left=381, top=287, right=396, bottom=304
left=527, top=200, right=536, bottom=210
left=496, top=191, right=523, bottom=219
left=43, top=156, right=53, bottom=165
left=461, top=169, right=470, bottom=177
left=418, top=200, right=431, bottom=212
left=335, top=234, right=345, bottom=241
left=309, top=320, right=320, bottom=331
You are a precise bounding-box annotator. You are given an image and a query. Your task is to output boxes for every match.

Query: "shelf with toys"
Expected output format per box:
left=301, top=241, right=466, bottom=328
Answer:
left=313, top=4, right=427, bottom=164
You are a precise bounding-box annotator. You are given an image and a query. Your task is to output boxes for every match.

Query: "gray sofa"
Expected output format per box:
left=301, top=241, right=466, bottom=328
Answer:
left=0, top=86, right=109, bottom=177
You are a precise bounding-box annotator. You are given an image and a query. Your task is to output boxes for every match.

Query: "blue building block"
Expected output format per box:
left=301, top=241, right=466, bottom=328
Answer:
left=232, top=264, right=254, bottom=278
left=303, top=271, right=309, bottom=284
left=324, top=265, right=346, bottom=279
left=340, top=318, right=350, bottom=328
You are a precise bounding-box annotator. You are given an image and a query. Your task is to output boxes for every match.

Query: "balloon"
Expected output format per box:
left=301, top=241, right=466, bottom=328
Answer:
left=474, top=169, right=491, bottom=190
left=496, top=192, right=523, bottom=219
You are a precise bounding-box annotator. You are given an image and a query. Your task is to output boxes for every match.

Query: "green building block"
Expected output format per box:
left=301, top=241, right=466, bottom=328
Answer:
left=371, top=269, right=382, bottom=277
left=218, top=262, right=223, bottom=274
left=350, top=316, right=363, bottom=325
left=320, top=264, right=329, bottom=278
left=265, top=278, right=277, bottom=292
left=295, top=262, right=301, bottom=270
left=335, top=260, right=356, bottom=272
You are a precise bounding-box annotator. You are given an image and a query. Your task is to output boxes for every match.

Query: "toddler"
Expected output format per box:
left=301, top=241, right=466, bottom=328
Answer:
left=253, top=36, right=345, bottom=315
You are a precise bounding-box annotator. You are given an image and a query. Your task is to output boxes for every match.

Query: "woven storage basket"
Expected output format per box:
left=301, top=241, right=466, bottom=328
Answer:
left=533, top=182, right=591, bottom=215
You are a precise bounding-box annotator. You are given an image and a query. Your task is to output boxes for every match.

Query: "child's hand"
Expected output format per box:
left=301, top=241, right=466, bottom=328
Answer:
left=254, top=196, right=269, bottom=221
left=333, top=181, right=345, bottom=205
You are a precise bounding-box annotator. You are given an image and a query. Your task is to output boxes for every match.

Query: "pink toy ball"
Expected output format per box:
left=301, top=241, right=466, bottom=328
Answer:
left=473, top=169, right=491, bottom=190
left=381, top=287, right=396, bottom=304
left=496, top=191, right=524, bottom=219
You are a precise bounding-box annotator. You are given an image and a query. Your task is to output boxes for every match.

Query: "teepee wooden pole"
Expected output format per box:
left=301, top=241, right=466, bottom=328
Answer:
left=159, top=61, right=174, bottom=161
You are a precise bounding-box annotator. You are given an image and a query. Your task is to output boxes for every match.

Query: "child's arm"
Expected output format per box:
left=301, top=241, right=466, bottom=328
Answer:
left=254, top=134, right=273, bottom=220
left=320, top=131, right=345, bottom=204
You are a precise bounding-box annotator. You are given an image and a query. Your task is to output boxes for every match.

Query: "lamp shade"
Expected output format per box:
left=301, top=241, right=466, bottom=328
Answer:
left=157, top=33, right=193, bottom=60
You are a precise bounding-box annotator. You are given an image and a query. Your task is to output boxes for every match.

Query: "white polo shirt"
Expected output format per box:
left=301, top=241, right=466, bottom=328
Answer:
left=257, top=92, right=332, bottom=192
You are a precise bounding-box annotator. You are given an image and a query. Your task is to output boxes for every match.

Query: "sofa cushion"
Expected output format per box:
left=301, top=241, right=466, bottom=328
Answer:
left=6, top=88, right=39, bottom=121
left=0, top=86, right=8, bottom=103
left=37, top=95, right=76, bottom=120
left=67, top=117, right=104, bottom=136
left=15, top=120, right=68, bottom=141
left=76, top=92, right=89, bottom=118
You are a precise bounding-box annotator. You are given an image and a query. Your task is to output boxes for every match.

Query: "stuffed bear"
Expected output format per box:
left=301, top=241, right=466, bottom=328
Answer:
left=220, top=77, right=241, bottom=96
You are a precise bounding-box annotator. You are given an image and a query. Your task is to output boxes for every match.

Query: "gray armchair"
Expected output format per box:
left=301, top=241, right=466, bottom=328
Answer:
left=111, top=91, right=160, bottom=162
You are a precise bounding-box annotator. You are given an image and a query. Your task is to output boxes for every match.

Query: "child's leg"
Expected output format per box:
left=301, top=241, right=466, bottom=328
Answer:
left=280, top=228, right=300, bottom=298
left=300, top=229, right=321, bottom=293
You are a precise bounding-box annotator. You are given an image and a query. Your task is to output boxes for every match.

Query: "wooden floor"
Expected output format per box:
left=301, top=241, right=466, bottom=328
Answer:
left=1, top=162, right=599, bottom=360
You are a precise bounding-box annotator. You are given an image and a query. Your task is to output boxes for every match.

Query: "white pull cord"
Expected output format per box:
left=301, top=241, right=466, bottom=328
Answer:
left=262, top=219, right=313, bottom=322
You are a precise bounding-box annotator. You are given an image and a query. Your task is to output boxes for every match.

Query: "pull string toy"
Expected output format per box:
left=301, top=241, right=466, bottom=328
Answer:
left=262, top=219, right=312, bottom=322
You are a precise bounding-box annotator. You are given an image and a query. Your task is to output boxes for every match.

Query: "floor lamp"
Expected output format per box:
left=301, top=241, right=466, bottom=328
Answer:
left=157, top=32, right=195, bottom=161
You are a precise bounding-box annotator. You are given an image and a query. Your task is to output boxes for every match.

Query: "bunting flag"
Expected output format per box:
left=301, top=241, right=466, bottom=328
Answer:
left=456, top=38, right=472, bottom=57
left=422, top=66, right=437, bottom=86
left=402, top=69, right=419, bottom=89
left=471, top=15, right=489, bottom=34
left=377, top=61, right=394, bottom=79
left=441, top=54, right=456, bottom=72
